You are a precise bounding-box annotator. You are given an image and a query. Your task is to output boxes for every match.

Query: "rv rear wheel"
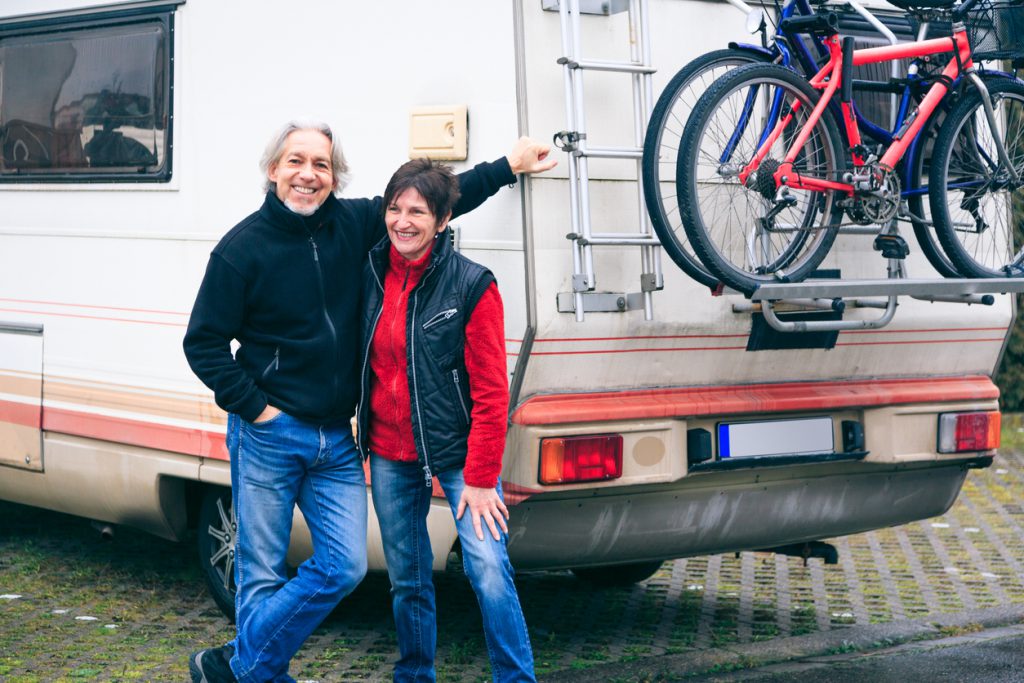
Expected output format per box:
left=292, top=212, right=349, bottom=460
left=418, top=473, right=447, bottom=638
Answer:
left=570, top=560, right=664, bottom=587
left=197, top=487, right=237, bottom=621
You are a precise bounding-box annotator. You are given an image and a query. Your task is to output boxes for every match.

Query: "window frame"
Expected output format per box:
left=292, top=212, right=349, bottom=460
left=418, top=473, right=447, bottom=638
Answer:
left=0, top=0, right=182, bottom=184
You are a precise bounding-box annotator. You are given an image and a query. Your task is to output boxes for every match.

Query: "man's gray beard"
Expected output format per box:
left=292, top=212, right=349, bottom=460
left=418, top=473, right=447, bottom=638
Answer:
left=284, top=199, right=320, bottom=216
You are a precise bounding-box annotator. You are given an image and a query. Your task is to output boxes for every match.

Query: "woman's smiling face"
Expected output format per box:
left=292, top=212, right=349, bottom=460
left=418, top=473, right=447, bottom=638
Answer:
left=385, top=187, right=449, bottom=261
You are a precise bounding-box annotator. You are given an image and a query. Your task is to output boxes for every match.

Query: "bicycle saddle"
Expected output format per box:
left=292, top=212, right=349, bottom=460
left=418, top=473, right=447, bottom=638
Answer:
left=885, top=0, right=957, bottom=9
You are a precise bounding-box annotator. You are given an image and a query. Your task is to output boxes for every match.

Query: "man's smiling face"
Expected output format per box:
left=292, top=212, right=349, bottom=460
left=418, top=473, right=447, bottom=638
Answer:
left=268, top=129, right=334, bottom=215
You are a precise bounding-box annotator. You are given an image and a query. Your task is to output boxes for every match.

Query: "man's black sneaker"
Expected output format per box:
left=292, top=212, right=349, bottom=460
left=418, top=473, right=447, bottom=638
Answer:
left=189, top=644, right=236, bottom=683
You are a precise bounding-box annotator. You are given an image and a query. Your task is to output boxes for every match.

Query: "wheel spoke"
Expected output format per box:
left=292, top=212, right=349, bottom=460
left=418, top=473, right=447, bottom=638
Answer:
left=643, top=51, right=770, bottom=287
left=932, top=83, right=1024, bottom=276
left=677, top=64, right=841, bottom=291
left=222, top=555, right=234, bottom=591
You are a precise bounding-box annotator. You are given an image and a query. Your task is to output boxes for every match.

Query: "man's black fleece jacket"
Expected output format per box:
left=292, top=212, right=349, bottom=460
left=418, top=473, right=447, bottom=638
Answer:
left=183, top=158, right=515, bottom=424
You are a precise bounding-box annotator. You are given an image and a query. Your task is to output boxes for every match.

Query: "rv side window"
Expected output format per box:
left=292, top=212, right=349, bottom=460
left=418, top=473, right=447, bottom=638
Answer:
left=0, top=7, right=174, bottom=183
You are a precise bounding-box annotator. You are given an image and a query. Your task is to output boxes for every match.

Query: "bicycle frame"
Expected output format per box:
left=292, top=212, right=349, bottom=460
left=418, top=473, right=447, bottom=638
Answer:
left=720, top=1, right=930, bottom=177
left=772, top=0, right=906, bottom=143
left=740, top=25, right=974, bottom=196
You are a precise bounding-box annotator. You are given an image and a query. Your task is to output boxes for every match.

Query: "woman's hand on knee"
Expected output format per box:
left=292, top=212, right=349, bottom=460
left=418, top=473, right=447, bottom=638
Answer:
left=456, top=485, right=509, bottom=541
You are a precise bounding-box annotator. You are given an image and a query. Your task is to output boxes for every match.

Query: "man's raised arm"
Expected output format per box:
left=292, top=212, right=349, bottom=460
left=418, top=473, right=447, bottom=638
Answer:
left=451, top=136, right=557, bottom=218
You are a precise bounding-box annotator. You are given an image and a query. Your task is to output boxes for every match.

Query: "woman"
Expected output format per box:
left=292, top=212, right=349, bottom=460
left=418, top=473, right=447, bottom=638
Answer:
left=357, top=158, right=536, bottom=683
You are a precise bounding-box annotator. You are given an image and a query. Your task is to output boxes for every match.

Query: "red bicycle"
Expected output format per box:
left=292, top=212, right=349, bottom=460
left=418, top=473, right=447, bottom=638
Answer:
left=675, top=0, right=1024, bottom=294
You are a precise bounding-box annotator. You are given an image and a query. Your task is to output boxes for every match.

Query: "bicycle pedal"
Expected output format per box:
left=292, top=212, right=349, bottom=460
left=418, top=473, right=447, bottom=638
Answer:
left=873, top=234, right=910, bottom=260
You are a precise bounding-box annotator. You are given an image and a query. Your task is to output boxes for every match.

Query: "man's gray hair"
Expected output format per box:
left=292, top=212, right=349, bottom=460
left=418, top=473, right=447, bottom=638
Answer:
left=259, top=119, right=351, bottom=195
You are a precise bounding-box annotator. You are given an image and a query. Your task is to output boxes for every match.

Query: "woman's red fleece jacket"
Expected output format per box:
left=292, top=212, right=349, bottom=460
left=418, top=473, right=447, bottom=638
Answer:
left=367, top=244, right=508, bottom=488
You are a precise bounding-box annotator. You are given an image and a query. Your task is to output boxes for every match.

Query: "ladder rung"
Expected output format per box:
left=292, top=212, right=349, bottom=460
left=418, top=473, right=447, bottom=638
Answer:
left=578, top=236, right=661, bottom=246
left=558, top=57, right=656, bottom=74
left=577, top=146, right=642, bottom=159
left=588, top=232, right=656, bottom=239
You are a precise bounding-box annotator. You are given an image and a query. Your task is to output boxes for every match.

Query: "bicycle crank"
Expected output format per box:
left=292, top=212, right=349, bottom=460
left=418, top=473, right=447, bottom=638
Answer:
left=842, top=164, right=901, bottom=225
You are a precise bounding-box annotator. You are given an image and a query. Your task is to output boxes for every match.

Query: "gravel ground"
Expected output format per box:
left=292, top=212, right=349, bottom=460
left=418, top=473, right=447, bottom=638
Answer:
left=2, top=442, right=1023, bottom=682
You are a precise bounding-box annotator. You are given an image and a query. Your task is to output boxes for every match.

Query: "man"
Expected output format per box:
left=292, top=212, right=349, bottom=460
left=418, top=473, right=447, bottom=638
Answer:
left=183, top=119, right=555, bottom=683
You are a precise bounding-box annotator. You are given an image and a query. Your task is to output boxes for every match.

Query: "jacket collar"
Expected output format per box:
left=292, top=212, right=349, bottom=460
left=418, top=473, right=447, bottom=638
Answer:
left=260, top=191, right=341, bottom=233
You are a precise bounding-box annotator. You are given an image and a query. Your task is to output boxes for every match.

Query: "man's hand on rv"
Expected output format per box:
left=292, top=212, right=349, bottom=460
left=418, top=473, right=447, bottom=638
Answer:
left=507, top=136, right=558, bottom=175
left=457, top=484, right=510, bottom=541
left=253, top=404, right=281, bottom=424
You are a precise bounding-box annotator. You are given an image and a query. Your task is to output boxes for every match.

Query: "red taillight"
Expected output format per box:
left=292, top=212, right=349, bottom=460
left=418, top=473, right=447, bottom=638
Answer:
left=938, top=411, right=1001, bottom=453
left=539, top=435, right=623, bottom=485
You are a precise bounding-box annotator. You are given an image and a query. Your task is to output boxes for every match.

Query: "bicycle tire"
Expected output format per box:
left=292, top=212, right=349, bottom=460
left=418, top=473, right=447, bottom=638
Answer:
left=677, top=63, right=845, bottom=294
left=906, top=109, right=962, bottom=277
left=643, top=49, right=772, bottom=289
left=930, top=78, right=1024, bottom=278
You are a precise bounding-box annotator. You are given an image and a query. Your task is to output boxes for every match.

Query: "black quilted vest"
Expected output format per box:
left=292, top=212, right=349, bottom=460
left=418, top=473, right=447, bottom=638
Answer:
left=357, top=233, right=495, bottom=476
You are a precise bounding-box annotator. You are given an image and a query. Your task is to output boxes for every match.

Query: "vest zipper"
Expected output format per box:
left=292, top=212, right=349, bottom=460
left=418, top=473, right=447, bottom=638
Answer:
left=452, top=369, right=470, bottom=424
left=411, top=265, right=436, bottom=486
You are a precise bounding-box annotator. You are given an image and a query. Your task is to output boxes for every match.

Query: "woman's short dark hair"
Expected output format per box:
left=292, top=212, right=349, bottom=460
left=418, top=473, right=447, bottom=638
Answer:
left=382, top=158, right=461, bottom=223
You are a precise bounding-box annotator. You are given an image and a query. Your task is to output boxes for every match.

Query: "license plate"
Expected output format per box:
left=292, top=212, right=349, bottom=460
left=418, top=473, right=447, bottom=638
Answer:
left=717, top=417, right=834, bottom=459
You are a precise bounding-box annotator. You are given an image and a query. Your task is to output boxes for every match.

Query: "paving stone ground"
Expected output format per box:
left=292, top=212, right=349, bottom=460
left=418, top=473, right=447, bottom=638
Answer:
left=2, top=438, right=1024, bottom=682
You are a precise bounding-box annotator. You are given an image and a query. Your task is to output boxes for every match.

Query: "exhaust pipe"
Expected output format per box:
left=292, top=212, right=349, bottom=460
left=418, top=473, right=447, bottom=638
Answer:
left=90, top=520, right=115, bottom=541
left=758, top=541, right=838, bottom=566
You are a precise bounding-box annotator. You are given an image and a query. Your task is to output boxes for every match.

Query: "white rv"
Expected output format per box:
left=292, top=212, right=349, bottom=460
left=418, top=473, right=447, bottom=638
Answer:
left=0, top=0, right=1008, bottom=617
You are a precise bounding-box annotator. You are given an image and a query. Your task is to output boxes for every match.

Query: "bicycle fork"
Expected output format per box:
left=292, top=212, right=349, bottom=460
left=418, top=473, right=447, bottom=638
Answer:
left=964, top=69, right=1020, bottom=185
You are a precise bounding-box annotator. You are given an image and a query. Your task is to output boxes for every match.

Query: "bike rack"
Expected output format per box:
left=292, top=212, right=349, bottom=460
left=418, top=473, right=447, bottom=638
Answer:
left=737, top=275, right=1024, bottom=333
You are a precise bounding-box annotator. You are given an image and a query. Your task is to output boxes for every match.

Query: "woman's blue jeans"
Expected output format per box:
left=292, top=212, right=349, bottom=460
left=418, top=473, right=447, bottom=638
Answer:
left=226, top=412, right=368, bottom=683
left=370, top=455, right=536, bottom=683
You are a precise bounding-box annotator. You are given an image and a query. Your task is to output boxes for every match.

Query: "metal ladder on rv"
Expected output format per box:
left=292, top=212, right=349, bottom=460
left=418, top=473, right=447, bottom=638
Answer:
left=551, top=0, right=663, bottom=322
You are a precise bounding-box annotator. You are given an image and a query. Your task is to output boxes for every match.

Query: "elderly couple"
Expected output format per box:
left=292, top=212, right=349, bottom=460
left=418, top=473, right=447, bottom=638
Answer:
left=182, top=121, right=556, bottom=683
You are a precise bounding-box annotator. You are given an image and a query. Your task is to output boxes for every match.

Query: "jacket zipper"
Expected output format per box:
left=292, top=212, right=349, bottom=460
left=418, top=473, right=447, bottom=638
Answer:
left=411, top=265, right=437, bottom=487
left=422, top=308, right=458, bottom=329
left=308, top=235, right=339, bottom=402
left=261, top=347, right=280, bottom=379
left=357, top=258, right=385, bottom=458
left=452, top=369, right=470, bottom=424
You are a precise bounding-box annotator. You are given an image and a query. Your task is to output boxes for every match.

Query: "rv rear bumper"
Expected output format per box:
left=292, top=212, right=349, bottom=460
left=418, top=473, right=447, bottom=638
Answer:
left=506, top=457, right=987, bottom=570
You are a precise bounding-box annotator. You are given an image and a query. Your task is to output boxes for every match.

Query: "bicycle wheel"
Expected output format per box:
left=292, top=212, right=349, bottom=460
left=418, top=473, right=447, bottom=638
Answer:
left=930, top=79, right=1024, bottom=278
left=906, top=110, right=962, bottom=278
left=677, top=63, right=845, bottom=294
left=643, top=49, right=772, bottom=288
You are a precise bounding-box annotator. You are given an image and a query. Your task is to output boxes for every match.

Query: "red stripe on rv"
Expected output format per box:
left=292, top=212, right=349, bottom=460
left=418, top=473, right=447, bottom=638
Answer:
left=0, top=400, right=42, bottom=429
left=30, top=409, right=437, bottom=493
left=41, top=407, right=228, bottom=460
left=0, top=307, right=186, bottom=327
left=511, top=375, right=999, bottom=425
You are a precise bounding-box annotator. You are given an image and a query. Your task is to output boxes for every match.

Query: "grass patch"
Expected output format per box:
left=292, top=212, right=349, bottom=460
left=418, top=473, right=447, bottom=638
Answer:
left=935, top=622, right=985, bottom=637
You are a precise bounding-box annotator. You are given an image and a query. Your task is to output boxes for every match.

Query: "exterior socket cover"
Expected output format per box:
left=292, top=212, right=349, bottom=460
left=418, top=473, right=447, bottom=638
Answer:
left=408, top=105, right=468, bottom=161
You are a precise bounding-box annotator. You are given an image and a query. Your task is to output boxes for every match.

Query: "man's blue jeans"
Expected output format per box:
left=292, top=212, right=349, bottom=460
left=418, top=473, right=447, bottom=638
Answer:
left=226, top=412, right=368, bottom=683
left=370, top=455, right=535, bottom=683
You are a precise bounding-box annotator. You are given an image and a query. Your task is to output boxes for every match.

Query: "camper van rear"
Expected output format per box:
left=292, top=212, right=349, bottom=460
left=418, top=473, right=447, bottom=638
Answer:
left=0, top=0, right=1007, bottom=616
